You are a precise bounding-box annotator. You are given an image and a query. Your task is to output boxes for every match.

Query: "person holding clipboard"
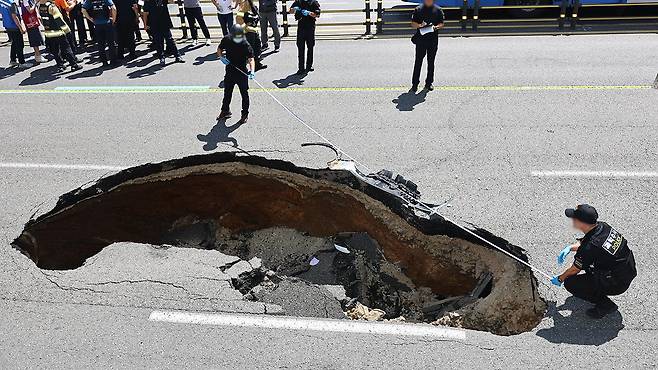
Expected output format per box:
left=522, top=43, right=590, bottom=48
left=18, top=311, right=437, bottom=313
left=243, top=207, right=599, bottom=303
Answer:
left=410, top=0, right=443, bottom=92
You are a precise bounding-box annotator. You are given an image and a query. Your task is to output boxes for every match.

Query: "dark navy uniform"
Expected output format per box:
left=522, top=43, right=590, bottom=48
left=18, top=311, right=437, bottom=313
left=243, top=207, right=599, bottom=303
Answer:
left=220, top=35, right=254, bottom=116
left=564, top=222, right=637, bottom=308
left=291, top=0, right=320, bottom=72
left=411, top=3, right=443, bottom=89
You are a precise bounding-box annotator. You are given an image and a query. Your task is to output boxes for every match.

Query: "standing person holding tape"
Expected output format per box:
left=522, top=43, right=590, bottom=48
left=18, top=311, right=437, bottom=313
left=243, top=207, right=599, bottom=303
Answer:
left=410, top=0, right=443, bottom=92
left=289, top=0, right=319, bottom=75
left=216, top=24, right=255, bottom=125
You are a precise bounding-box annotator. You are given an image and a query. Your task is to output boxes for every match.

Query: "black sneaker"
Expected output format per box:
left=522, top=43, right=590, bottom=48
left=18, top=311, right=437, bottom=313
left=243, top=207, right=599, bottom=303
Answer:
left=306, top=66, right=314, bottom=72
left=174, top=57, right=185, bottom=63
left=56, top=64, right=67, bottom=72
left=237, top=113, right=248, bottom=125
left=296, top=69, right=306, bottom=75
left=424, top=84, right=434, bottom=91
left=586, top=302, right=618, bottom=319
left=70, top=64, right=83, bottom=72
left=216, top=111, right=232, bottom=120
left=410, top=85, right=418, bottom=93
left=159, top=57, right=166, bottom=66
left=274, top=45, right=280, bottom=52
left=262, top=44, right=269, bottom=50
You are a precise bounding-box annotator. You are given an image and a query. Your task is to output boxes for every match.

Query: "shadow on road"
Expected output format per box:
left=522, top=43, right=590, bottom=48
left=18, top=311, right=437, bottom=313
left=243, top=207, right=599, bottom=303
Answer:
left=272, top=72, right=306, bottom=88
left=19, top=64, right=62, bottom=85
left=196, top=118, right=245, bottom=150
left=194, top=52, right=218, bottom=66
left=536, top=296, right=624, bottom=346
left=392, top=90, right=427, bottom=111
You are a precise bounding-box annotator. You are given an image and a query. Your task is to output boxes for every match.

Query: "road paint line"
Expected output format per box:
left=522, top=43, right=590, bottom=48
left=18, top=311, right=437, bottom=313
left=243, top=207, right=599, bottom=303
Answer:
left=148, top=310, right=466, bottom=340
left=532, top=170, right=658, bottom=178
left=0, top=162, right=125, bottom=171
left=0, top=84, right=651, bottom=94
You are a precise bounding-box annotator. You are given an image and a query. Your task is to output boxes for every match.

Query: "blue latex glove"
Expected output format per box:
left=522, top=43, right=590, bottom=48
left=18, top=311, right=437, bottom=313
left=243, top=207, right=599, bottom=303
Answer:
left=557, top=245, right=571, bottom=265
left=292, top=6, right=300, bottom=12
left=248, top=71, right=255, bottom=80
left=550, top=276, right=562, bottom=287
left=301, top=9, right=309, bottom=16
left=220, top=56, right=229, bottom=65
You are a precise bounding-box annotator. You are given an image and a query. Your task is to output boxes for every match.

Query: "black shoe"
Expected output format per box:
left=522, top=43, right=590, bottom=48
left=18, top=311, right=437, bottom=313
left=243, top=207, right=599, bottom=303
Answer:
left=424, top=84, right=434, bottom=91
left=586, top=302, right=618, bottom=319
left=217, top=111, right=232, bottom=120
left=262, top=44, right=269, bottom=50
left=255, top=63, right=267, bottom=71
left=102, top=60, right=109, bottom=67
left=296, top=69, right=306, bottom=75
left=75, top=57, right=83, bottom=63
left=306, top=66, right=314, bottom=72
left=410, top=85, right=418, bottom=93
left=159, top=57, right=166, bottom=66
left=274, top=45, right=280, bottom=52
left=237, top=113, right=248, bottom=125
left=127, top=53, right=137, bottom=60
left=70, top=64, right=83, bottom=72
left=174, top=57, right=185, bottom=63
left=56, top=64, right=67, bottom=72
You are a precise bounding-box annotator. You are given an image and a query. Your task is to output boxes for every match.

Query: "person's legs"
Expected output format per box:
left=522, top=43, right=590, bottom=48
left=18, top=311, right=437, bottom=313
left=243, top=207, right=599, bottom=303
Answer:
left=218, top=14, right=229, bottom=36
left=221, top=73, right=236, bottom=113
left=193, top=7, right=210, bottom=39
left=184, top=8, right=199, bottom=40
left=260, top=12, right=269, bottom=47
left=8, top=30, right=25, bottom=64
left=236, top=73, right=249, bottom=116
left=411, top=42, right=427, bottom=88
left=152, top=30, right=165, bottom=59
left=564, top=273, right=607, bottom=305
left=305, top=27, right=315, bottom=69
left=45, top=37, right=64, bottom=65
left=424, top=40, right=438, bottom=86
left=269, top=12, right=280, bottom=48
left=95, top=24, right=109, bottom=63
left=106, top=24, right=117, bottom=63
left=163, top=29, right=181, bottom=58
left=58, top=35, right=79, bottom=66
left=296, top=31, right=305, bottom=71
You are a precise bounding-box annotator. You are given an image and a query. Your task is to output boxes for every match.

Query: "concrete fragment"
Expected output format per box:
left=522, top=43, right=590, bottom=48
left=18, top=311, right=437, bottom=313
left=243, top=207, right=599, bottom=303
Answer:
left=259, top=278, right=345, bottom=319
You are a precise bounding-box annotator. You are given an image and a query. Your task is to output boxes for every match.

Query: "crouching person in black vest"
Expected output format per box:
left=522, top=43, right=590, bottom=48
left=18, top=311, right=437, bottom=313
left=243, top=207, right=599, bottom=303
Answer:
left=552, top=204, right=638, bottom=319
left=216, top=24, right=255, bottom=125
left=38, top=0, right=82, bottom=71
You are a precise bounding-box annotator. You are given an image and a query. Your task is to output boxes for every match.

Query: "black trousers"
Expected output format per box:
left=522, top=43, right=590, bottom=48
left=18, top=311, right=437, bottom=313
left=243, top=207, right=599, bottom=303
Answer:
left=7, top=30, right=25, bottom=64
left=296, top=26, right=315, bottom=70
left=246, top=31, right=261, bottom=59
left=46, top=35, right=77, bottom=66
left=94, top=23, right=117, bottom=63
left=69, top=3, right=87, bottom=43
left=152, top=28, right=179, bottom=58
left=221, top=70, right=249, bottom=115
left=412, top=38, right=438, bottom=86
left=564, top=272, right=632, bottom=307
left=116, top=21, right=136, bottom=57
left=184, top=7, right=210, bottom=40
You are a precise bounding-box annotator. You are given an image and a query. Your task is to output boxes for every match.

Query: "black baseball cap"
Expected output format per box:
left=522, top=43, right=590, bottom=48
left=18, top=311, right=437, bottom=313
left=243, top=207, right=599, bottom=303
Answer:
left=565, top=204, right=598, bottom=224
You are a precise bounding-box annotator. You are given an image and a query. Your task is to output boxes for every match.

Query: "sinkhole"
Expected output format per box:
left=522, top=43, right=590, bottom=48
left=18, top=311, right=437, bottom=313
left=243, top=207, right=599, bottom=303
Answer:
left=12, top=152, right=546, bottom=335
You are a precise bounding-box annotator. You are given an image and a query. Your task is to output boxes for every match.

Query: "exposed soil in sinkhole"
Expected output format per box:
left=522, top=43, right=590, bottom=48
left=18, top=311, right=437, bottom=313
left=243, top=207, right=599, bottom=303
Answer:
left=12, top=153, right=546, bottom=335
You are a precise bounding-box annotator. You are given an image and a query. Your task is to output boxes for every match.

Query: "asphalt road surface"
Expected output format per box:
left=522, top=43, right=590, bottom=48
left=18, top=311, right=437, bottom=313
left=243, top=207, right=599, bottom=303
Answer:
left=1, top=34, right=657, bottom=368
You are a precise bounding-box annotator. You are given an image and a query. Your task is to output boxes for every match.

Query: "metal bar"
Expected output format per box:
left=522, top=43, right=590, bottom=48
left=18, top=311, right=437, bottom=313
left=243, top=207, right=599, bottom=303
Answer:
left=282, top=0, right=289, bottom=37
left=365, top=0, right=371, bottom=35
left=461, top=0, right=468, bottom=31
left=571, top=0, right=580, bottom=30
left=376, top=0, right=383, bottom=34
left=559, top=0, right=567, bottom=30
left=473, top=0, right=480, bottom=31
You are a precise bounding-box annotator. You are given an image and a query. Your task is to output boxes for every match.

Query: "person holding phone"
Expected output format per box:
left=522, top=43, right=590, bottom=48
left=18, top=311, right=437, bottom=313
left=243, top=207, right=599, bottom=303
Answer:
left=410, top=0, right=443, bottom=92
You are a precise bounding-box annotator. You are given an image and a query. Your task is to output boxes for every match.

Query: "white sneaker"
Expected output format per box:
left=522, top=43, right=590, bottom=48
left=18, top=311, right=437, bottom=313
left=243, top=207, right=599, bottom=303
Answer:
left=205, top=38, right=211, bottom=46
left=192, top=39, right=198, bottom=46
left=19, top=63, right=32, bottom=69
left=8, top=61, right=19, bottom=68
left=35, top=55, right=44, bottom=64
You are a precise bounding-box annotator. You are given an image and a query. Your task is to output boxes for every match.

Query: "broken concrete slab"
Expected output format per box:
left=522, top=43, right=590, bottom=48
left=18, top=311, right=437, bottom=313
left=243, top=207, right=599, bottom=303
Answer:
left=259, top=278, right=345, bottom=319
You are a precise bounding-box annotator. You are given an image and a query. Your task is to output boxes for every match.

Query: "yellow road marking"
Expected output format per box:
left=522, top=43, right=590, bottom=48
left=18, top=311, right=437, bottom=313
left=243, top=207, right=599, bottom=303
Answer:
left=0, top=85, right=651, bottom=94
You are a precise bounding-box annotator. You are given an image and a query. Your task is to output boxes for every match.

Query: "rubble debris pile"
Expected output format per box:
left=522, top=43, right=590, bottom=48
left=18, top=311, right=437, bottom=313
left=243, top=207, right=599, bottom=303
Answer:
left=13, top=153, right=546, bottom=335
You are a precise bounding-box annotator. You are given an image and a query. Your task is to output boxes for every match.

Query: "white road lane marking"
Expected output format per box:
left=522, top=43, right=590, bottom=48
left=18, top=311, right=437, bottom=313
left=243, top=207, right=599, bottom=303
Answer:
left=532, top=170, right=658, bottom=178
left=0, top=162, right=125, bottom=171
left=148, top=310, right=466, bottom=340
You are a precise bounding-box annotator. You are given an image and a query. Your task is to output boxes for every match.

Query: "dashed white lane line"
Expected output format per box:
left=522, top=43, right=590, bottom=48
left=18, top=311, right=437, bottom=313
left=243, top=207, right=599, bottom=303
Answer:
left=0, top=162, right=125, bottom=171
left=531, top=170, right=658, bottom=178
left=148, top=310, right=466, bottom=340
